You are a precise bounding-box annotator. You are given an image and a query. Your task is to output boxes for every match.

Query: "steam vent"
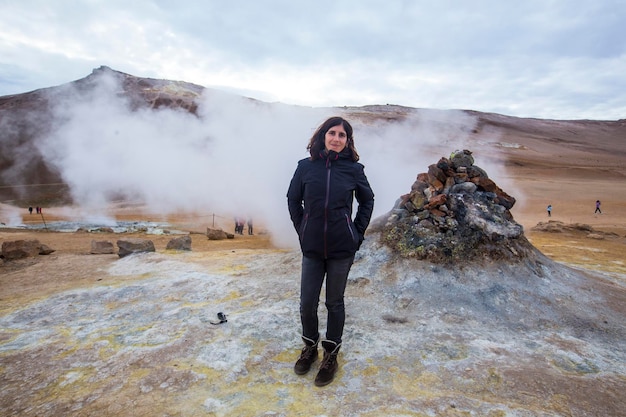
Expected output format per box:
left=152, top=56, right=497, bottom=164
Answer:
left=378, top=149, right=536, bottom=263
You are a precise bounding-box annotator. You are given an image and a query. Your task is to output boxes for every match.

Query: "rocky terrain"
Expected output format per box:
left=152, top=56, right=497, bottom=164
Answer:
left=1, top=205, right=624, bottom=416
left=1, top=67, right=626, bottom=416
left=376, top=149, right=529, bottom=263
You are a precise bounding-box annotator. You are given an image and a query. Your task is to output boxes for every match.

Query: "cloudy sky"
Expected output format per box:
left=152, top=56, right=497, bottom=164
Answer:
left=1, top=0, right=625, bottom=120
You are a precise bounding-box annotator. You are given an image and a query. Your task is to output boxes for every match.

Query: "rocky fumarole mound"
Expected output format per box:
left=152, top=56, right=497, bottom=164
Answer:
left=376, top=149, right=538, bottom=263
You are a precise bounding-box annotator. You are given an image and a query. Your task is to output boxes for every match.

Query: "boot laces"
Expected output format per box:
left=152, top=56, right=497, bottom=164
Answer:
left=299, top=345, right=316, bottom=360
left=319, top=352, right=337, bottom=370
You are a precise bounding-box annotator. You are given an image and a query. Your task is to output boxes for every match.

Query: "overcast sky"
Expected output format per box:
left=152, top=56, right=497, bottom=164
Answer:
left=1, top=0, right=625, bottom=120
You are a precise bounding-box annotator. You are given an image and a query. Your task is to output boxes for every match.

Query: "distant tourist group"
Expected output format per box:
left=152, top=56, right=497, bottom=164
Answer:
left=234, top=217, right=253, bottom=235
left=546, top=200, right=602, bottom=217
left=28, top=206, right=43, bottom=214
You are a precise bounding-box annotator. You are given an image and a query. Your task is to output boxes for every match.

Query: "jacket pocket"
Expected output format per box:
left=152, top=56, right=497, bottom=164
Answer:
left=344, top=214, right=357, bottom=244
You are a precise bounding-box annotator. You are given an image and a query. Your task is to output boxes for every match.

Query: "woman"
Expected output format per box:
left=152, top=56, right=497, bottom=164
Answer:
left=287, top=116, right=374, bottom=386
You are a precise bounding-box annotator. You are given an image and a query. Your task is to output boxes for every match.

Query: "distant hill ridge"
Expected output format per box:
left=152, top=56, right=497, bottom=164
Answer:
left=1, top=66, right=625, bottom=205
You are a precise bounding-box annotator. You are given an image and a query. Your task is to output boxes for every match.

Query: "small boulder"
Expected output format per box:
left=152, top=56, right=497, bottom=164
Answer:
left=91, top=240, right=115, bottom=254
left=409, top=192, right=426, bottom=210
left=428, top=164, right=447, bottom=184
left=38, top=244, right=55, bottom=255
left=117, top=238, right=155, bottom=258
left=450, top=149, right=474, bottom=169
left=587, top=233, right=605, bottom=240
left=471, top=176, right=497, bottom=192
left=1, top=239, right=54, bottom=260
left=450, top=182, right=477, bottom=194
left=166, top=235, right=192, bottom=251
left=207, top=228, right=228, bottom=240
left=424, top=194, right=447, bottom=210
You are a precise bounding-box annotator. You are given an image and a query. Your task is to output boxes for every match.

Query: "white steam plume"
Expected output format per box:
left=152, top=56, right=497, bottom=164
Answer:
left=0, top=203, right=24, bottom=226
left=36, top=73, right=501, bottom=248
left=354, top=108, right=480, bottom=217
left=37, top=73, right=331, bottom=247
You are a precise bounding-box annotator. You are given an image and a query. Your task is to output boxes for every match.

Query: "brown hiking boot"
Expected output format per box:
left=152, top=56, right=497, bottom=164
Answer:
left=314, top=340, right=341, bottom=386
left=294, top=336, right=318, bottom=375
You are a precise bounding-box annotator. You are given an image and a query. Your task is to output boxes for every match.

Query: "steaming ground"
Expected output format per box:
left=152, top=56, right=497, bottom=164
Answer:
left=1, top=229, right=624, bottom=416
left=2, top=71, right=488, bottom=249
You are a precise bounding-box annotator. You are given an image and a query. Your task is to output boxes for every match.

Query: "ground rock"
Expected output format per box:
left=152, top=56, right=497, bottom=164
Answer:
left=532, top=220, right=566, bottom=232
left=449, top=149, right=474, bottom=168
left=166, top=235, right=192, bottom=251
left=206, top=228, right=228, bottom=240
left=450, top=181, right=477, bottom=194
left=38, top=244, right=55, bottom=255
left=471, top=176, right=497, bottom=192
left=1, top=239, right=54, bottom=260
left=409, top=192, right=426, bottom=210
left=425, top=193, right=447, bottom=209
left=428, top=164, right=447, bottom=184
left=90, top=240, right=115, bottom=254
left=532, top=221, right=600, bottom=234
left=117, top=238, right=155, bottom=258
left=587, top=233, right=605, bottom=240
left=532, top=222, right=621, bottom=244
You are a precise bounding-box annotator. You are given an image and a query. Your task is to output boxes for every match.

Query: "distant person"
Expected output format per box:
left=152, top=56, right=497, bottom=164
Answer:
left=287, top=116, right=374, bottom=387
left=28, top=206, right=33, bottom=214
left=36, top=207, right=40, bottom=214
left=547, top=204, right=552, bottom=217
left=234, top=217, right=244, bottom=234
left=247, top=217, right=253, bottom=235
left=595, top=200, right=602, bottom=214
left=235, top=217, right=245, bottom=234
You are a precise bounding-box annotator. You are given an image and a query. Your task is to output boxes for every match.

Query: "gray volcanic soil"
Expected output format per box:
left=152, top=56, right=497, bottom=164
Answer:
left=0, top=229, right=624, bottom=416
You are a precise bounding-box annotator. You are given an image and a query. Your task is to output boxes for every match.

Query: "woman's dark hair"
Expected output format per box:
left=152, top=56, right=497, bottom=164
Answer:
left=307, top=116, right=360, bottom=162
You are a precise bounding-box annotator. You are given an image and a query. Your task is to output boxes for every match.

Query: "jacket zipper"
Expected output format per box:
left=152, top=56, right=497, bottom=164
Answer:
left=324, top=158, right=331, bottom=258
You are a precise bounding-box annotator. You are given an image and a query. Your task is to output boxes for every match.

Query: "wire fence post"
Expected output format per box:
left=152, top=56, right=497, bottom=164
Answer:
left=40, top=211, right=48, bottom=232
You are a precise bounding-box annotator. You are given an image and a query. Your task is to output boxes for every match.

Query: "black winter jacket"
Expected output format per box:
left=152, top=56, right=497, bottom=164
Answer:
left=287, top=149, right=375, bottom=259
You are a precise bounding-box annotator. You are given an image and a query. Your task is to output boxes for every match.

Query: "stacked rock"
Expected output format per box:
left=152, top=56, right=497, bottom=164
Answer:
left=379, top=150, right=530, bottom=263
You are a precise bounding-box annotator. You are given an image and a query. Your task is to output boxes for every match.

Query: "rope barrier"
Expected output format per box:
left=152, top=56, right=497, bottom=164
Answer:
left=2, top=196, right=248, bottom=232
left=39, top=211, right=48, bottom=232
left=0, top=183, right=67, bottom=188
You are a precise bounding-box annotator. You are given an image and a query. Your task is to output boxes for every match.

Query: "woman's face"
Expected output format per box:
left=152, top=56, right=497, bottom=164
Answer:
left=324, top=123, right=348, bottom=153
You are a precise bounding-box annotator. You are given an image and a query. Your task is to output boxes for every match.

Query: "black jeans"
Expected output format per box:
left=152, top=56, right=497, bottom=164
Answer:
left=300, top=255, right=354, bottom=345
